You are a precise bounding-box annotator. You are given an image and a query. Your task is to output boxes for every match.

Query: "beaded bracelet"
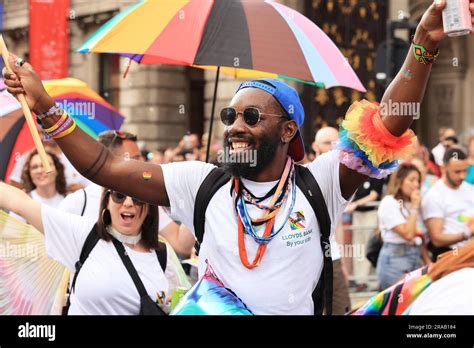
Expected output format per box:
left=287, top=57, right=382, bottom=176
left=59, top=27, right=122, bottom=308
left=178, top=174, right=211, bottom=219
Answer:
left=41, top=111, right=77, bottom=140
left=37, top=104, right=63, bottom=121
left=53, top=122, right=76, bottom=139
left=412, top=41, right=440, bottom=65
left=44, top=111, right=68, bottom=133
left=48, top=116, right=74, bottom=138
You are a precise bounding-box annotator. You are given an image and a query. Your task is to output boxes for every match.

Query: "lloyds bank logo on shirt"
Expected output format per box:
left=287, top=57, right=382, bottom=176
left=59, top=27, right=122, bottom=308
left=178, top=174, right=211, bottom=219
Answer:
left=288, top=211, right=306, bottom=230
left=283, top=211, right=312, bottom=247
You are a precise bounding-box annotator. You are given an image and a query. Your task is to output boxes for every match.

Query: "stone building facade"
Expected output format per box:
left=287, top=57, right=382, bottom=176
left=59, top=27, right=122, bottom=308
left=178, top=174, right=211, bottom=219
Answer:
left=2, top=0, right=473, bottom=151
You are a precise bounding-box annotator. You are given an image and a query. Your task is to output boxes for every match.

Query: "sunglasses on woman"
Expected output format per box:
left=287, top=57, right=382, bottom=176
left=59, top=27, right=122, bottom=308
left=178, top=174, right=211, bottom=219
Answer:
left=220, top=107, right=285, bottom=127
left=108, top=190, right=145, bottom=206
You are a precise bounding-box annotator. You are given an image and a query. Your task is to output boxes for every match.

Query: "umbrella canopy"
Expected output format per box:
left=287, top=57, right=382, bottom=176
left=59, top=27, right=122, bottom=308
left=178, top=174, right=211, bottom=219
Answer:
left=78, top=0, right=366, bottom=92
left=43, top=78, right=125, bottom=138
left=0, top=79, right=20, bottom=117
left=0, top=78, right=125, bottom=181
left=0, top=83, right=32, bottom=181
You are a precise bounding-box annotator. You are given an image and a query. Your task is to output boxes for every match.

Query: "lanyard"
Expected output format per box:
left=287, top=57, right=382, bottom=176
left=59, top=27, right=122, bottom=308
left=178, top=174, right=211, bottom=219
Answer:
left=234, top=157, right=295, bottom=269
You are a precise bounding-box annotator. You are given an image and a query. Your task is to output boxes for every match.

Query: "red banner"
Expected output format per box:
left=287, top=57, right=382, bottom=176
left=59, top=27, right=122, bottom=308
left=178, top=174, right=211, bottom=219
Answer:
left=29, top=0, right=69, bottom=80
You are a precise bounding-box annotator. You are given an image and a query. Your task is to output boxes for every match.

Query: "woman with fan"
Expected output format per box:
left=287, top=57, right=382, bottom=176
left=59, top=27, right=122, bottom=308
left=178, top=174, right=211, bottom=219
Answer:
left=0, top=181, right=189, bottom=315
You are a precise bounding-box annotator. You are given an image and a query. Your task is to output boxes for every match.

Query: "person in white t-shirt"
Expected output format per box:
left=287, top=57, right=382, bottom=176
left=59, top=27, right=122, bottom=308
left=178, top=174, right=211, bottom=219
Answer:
left=409, top=267, right=474, bottom=315
left=312, top=126, right=351, bottom=314
left=9, top=149, right=66, bottom=223
left=422, top=148, right=474, bottom=260
left=17, top=74, right=418, bottom=314
left=8, top=142, right=91, bottom=192
left=431, top=127, right=455, bottom=166
left=7, top=6, right=448, bottom=313
left=0, top=181, right=189, bottom=315
left=377, top=163, right=427, bottom=289
left=57, top=130, right=195, bottom=255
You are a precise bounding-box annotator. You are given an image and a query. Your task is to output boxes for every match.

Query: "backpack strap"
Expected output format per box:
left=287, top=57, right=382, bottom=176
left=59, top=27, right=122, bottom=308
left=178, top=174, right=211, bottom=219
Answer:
left=111, top=238, right=166, bottom=315
left=295, top=165, right=333, bottom=316
left=156, top=241, right=167, bottom=272
left=193, top=167, right=231, bottom=254
left=64, top=224, right=101, bottom=314
left=80, top=188, right=87, bottom=217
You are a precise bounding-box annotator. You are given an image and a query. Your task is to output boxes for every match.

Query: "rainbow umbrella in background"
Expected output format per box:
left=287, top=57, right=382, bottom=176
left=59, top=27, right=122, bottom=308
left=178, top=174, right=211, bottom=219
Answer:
left=77, top=0, right=366, bottom=161
left=0, top=77, right=124, bottom=181
left=0, top=79, right=32, bottom=181
left=43, top=78, right=124, bottom=138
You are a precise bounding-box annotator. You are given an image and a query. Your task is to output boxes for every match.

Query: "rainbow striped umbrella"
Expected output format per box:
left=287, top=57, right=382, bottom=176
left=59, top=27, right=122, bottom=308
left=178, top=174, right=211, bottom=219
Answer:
left=78, top=0, right=365, bottom=92
left=0, top=78, right=124, bottom=180
left=43, top=78, right=125, bottom=138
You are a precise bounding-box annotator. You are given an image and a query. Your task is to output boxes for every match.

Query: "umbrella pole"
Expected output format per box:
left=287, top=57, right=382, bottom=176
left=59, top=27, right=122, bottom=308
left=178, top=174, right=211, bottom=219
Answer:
left=205, top=66, right=220, bottom=163
left=0, top=35, right=52, bottom=173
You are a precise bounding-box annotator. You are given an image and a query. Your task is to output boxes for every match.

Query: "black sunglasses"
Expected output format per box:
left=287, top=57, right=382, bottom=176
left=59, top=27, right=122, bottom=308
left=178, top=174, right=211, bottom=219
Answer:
left=108, top=190, right=145, bottom=206
left=111, top=130, right=137, bottom=144
left=220, top=107, right=284, bottom=127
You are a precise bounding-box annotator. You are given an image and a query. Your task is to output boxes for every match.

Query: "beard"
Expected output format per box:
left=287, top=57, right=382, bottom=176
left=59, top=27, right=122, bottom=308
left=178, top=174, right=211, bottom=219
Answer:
left=445, top=171, right=463, bottom=188
left=222, top=132, right=280, bottom=178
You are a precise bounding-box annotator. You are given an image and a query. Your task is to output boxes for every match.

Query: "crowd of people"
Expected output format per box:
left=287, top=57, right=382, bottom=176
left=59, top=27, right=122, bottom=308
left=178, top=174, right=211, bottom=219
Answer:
left=2, top=119, right=473, bottom=315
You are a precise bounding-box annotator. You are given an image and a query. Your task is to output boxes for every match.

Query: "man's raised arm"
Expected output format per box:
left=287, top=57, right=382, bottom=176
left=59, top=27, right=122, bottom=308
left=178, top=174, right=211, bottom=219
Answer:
left=3, top=55, right=169, bottom=207
left=339, top=0, right=473, bottom=199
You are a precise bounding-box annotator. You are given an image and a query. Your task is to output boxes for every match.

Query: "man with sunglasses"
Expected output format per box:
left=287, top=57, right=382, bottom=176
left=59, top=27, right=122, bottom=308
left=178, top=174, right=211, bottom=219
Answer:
left=4, top=0, right=461, bottom=315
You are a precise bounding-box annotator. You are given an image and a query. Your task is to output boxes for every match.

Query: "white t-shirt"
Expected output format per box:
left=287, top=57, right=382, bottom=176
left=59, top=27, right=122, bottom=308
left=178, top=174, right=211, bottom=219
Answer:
left=161, top=150, right=348, bottom=315
left=409, top=268, right=474, bottom=315
left=378, top=195, right=425, bottom=244
left=431, top=143, right=445, bottom=166
left=41, top=204, right=182, bottom=315
left=57, top=183, right=103, bottom=217
left=10, top=189, right=65, bottom=223
left=422, top=180, right=474, bottom=249
left=58, top=183, right=173, bottom=231
left=330, top=234, right=341, bottom=260
left=9, top=152, right=91, bottom=187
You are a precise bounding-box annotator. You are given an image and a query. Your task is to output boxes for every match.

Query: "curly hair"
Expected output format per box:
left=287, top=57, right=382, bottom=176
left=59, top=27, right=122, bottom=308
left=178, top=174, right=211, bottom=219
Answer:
left=21, top=150, right=67, bottom=195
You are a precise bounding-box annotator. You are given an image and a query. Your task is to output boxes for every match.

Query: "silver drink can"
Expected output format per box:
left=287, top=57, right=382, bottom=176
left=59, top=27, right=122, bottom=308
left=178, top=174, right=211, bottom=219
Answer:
left=442, top=0, right=472, bottom=37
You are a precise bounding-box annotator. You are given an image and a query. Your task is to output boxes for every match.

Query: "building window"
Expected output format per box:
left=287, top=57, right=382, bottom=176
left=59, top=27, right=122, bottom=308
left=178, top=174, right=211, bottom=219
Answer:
left=99, top=53, right=120, bottom=109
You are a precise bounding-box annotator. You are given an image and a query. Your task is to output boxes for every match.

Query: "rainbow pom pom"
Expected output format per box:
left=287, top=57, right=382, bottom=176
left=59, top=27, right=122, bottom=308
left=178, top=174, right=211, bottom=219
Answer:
left=337, top=100, right=417, bottom=178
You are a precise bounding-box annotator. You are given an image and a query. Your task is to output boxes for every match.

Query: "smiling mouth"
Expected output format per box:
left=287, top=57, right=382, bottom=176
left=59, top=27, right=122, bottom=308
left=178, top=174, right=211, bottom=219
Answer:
left=229, top=139, right=254, bottom=153
left=120, top=212, right=136, bottom=224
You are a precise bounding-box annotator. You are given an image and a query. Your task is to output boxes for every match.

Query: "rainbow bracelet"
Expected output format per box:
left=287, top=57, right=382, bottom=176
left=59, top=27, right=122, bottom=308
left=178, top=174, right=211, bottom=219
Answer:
left=48, top=116, right=73, bottom=138
left=412, top=41, right=439, bottom=65
left=53, top=122, right=77, bottom=139
left=44, top=111, right=68, bottom=133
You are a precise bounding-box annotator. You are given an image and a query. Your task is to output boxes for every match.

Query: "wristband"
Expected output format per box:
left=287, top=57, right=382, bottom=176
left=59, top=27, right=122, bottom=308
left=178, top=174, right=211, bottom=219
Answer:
left=44, top=111, right=68, bottom=133
left=53, top=122, right=76, bottom=139
left=37, top=104, right=63, bottom=121
left=412, top=40, right=440, bottom=65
